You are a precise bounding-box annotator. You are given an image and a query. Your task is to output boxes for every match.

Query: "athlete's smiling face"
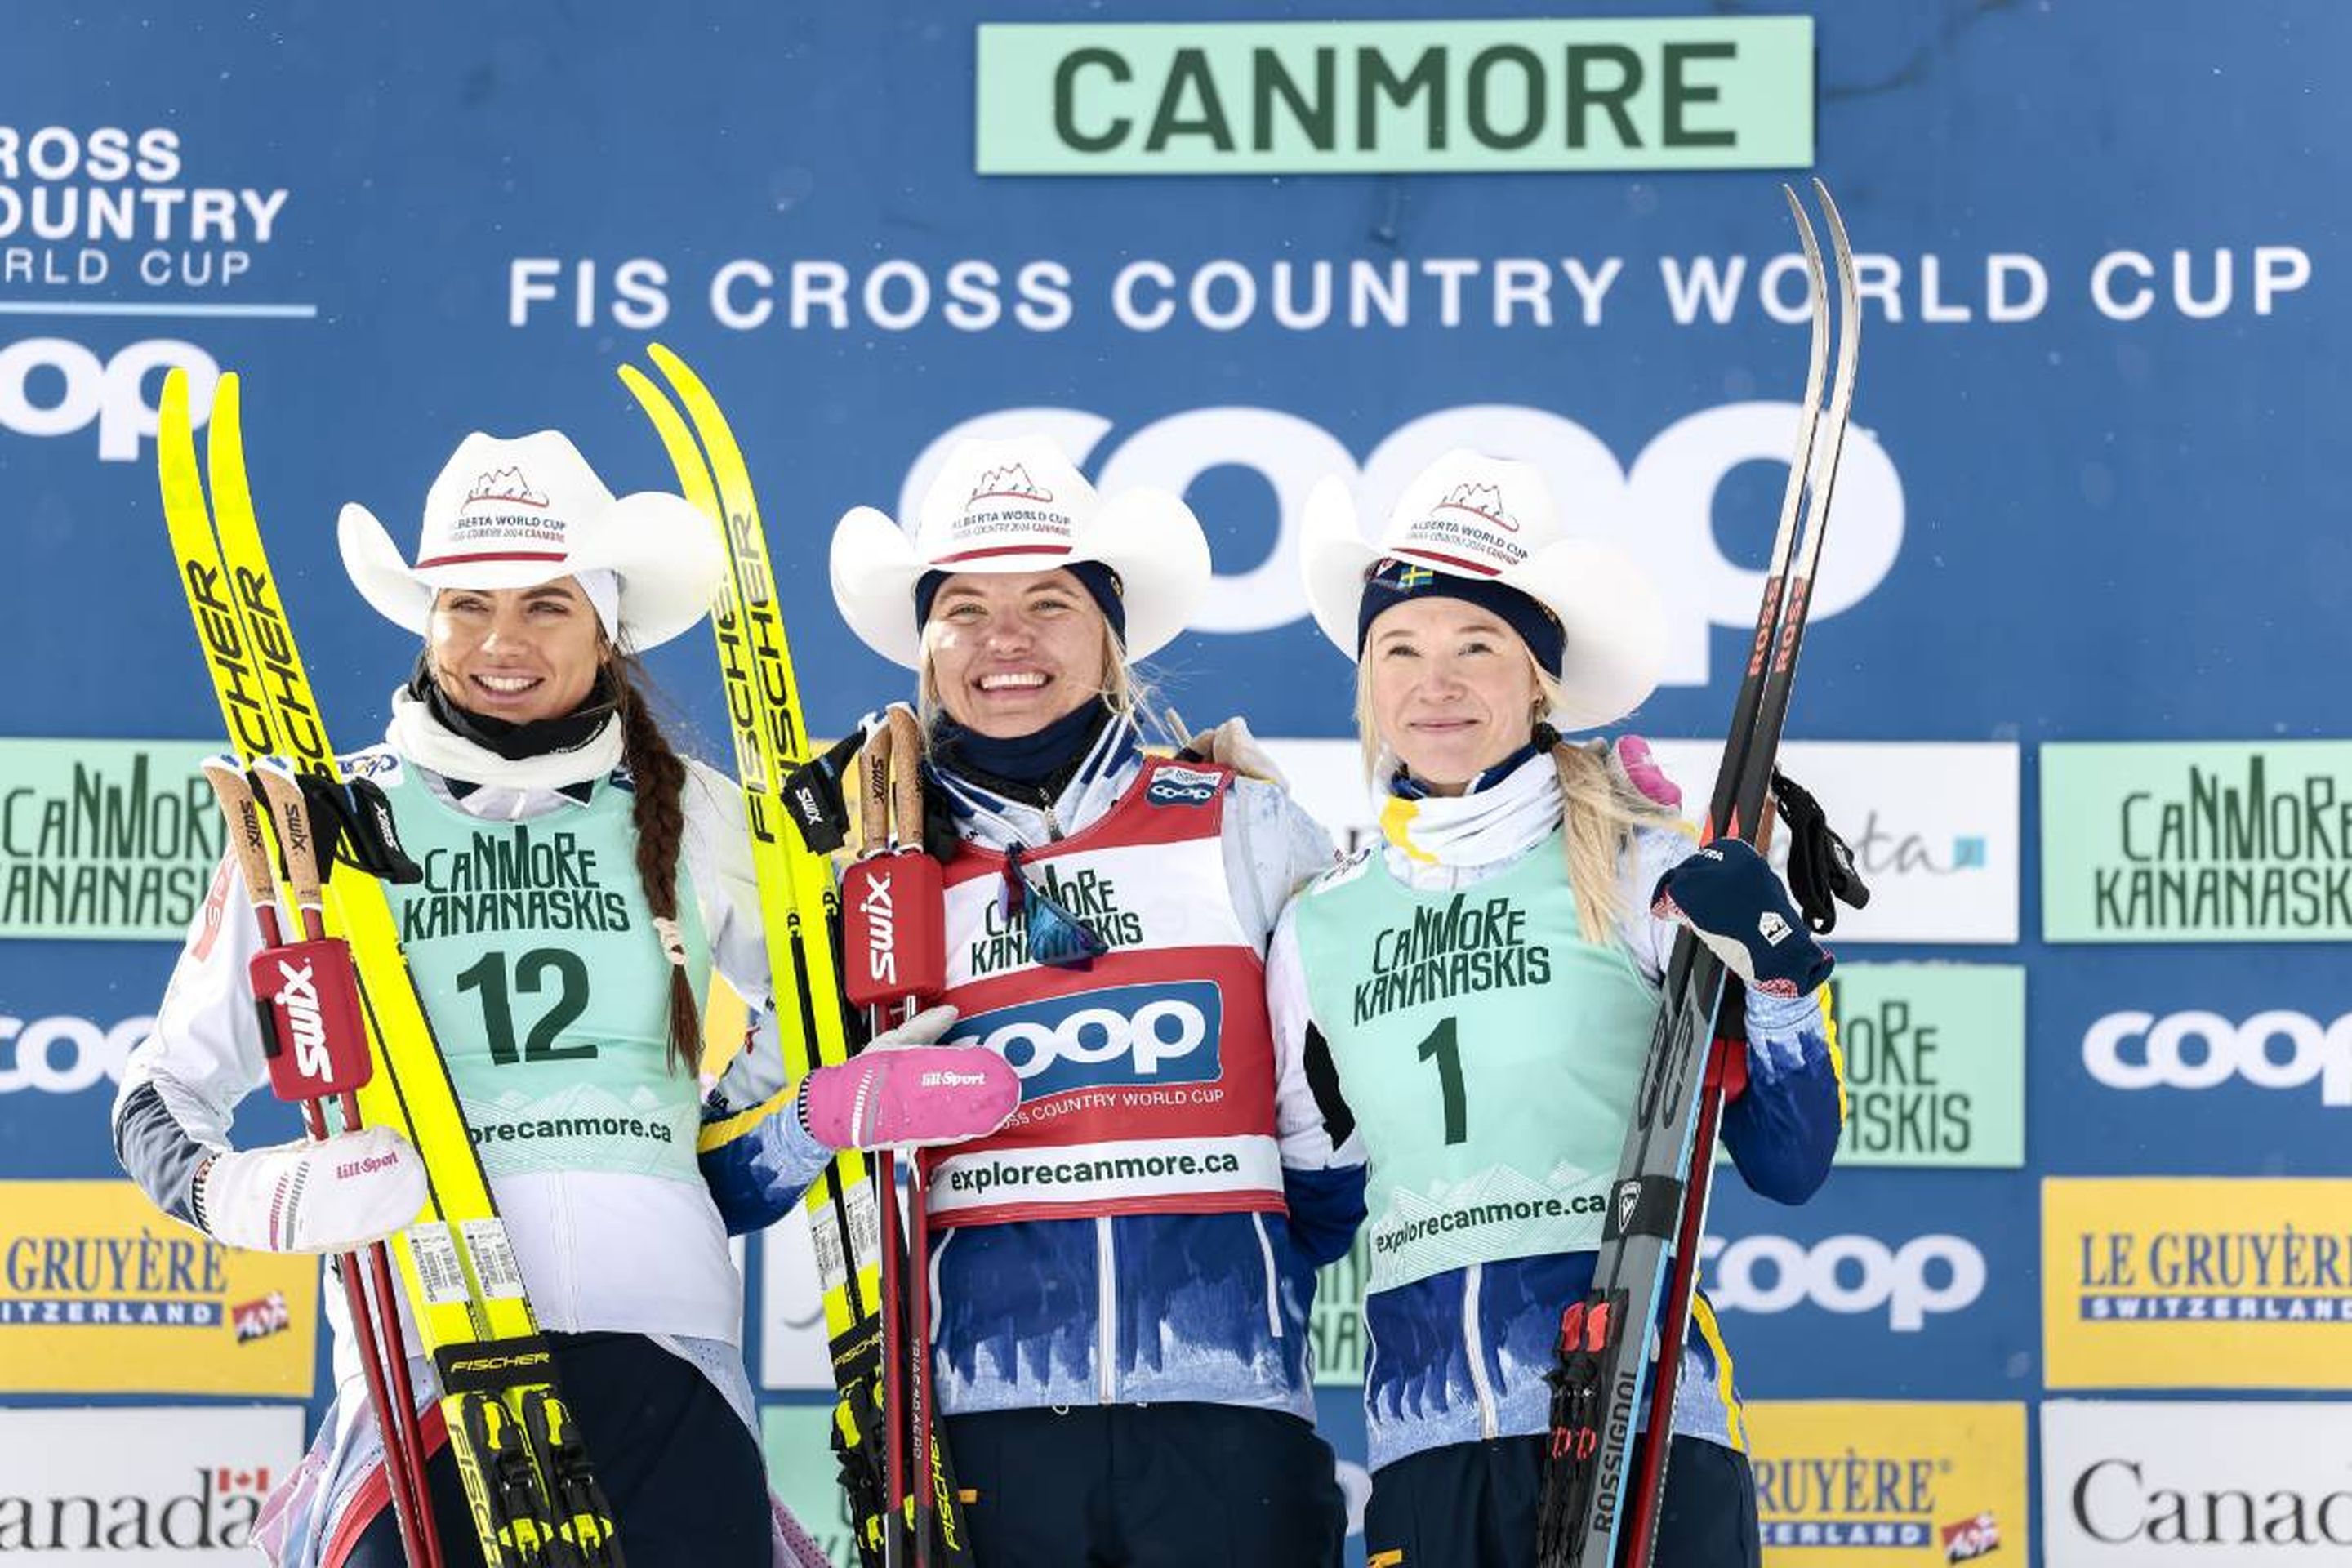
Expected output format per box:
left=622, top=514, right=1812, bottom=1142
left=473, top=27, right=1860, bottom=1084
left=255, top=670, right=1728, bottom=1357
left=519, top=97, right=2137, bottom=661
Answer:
left=923, top=569, right=1110, bottom=738
left=428, top=578, right=606, bottom=725
left=1365, top=596, right=1541, bottom=795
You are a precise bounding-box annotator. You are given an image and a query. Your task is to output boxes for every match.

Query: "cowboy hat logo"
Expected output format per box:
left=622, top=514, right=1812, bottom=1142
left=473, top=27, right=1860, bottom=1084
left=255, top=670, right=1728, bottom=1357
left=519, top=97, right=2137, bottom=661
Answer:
left=466, top=467, right=550, bottom=510
left=1436, top=481, right=1517, bottom=532
left=968, top=464, right=1054, bottom=506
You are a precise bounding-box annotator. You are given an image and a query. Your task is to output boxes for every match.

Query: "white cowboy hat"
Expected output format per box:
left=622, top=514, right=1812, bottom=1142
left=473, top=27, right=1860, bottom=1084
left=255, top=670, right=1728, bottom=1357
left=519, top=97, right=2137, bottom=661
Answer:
left=830, top=434, right=1210, bottom=670
left=1300, top=448, right=1666, bottom=732
left=337, top=429, right=723, bottom=651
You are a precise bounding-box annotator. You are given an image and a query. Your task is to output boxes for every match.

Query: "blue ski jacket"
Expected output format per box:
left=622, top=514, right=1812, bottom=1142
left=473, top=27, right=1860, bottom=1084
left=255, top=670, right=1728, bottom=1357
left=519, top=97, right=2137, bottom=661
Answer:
left=1263, top=750, right=1845, bottom=1474
left=702, top=717, right=1367, bottom=1422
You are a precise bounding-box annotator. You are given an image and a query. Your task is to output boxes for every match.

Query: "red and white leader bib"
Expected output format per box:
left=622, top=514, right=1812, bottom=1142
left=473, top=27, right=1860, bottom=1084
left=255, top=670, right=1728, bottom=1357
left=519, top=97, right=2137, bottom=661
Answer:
left=920, top=759, right=1285, bottom=1227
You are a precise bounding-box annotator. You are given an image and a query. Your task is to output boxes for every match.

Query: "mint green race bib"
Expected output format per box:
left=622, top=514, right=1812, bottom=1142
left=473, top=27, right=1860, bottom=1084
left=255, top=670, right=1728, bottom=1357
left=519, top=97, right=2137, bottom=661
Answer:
left=1294, top=835, right=1662, bottom=1292
left=376, top=762, right=711, bottom=1183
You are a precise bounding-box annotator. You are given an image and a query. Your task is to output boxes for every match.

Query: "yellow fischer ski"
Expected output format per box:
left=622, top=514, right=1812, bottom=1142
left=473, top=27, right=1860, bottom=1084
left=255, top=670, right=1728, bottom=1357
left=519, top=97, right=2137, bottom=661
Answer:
left=159, top=368, right=621, bottom=1568
left=620, top=345, right=941, bottom=1564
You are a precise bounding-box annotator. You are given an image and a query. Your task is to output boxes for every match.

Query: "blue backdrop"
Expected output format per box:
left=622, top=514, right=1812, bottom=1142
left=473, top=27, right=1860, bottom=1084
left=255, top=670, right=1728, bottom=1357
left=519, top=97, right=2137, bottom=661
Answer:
left=3, top=5, right=2346, bottom=1565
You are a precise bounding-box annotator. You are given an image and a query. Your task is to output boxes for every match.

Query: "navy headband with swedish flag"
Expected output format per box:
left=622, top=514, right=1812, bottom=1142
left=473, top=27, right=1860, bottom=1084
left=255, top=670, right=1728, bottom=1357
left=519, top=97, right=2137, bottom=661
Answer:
left=1356, top=556, right=1566, bottom=673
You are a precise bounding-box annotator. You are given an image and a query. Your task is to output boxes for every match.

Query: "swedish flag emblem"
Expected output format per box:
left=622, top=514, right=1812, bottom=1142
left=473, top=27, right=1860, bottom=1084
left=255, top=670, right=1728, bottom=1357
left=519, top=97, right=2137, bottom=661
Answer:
left=1396, top=564, right=1436, bottom=590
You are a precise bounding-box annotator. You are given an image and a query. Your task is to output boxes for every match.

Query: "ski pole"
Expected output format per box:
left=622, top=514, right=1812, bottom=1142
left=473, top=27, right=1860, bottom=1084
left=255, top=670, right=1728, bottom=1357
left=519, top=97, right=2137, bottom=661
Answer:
left=202, top=757, right=443, bottom=1568
left=841, top=706, right=952, bottom=1566
left=886, top=707, right=945, bottom=1567
left=853, top=715, right=915, bottom=1568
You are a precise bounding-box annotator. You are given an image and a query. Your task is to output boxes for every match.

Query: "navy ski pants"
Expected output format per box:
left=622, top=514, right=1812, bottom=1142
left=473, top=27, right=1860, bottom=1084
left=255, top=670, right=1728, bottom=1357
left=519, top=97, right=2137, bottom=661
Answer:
left=943, top=1401, right=1348, bottom=1567
left=341, top=1330, right=769, bottom=1568
left=1363, top=1432, right=1762, bottom=1568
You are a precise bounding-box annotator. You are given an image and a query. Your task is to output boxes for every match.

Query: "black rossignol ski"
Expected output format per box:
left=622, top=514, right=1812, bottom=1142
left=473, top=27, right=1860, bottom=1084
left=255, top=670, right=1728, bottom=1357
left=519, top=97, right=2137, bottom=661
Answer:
left=1537, top=180, right=1860, bottom=1568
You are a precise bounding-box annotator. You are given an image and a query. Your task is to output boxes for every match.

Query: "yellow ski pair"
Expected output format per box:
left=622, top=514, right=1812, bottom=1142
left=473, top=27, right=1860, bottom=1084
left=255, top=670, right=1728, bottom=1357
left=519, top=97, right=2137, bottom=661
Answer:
left=158, top=370, right=617, bottom=1568
left=620, top=347, right=936, bottom=1563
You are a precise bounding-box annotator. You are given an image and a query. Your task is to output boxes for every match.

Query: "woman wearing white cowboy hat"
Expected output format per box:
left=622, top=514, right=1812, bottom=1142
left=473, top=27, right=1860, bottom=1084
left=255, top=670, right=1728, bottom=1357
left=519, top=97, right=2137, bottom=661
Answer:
left=808, top=433, right=1364, bottom=1566
left=114, top=429, right=1018, bottom=1568
left=1263, top=450, right=1848, bottom=1568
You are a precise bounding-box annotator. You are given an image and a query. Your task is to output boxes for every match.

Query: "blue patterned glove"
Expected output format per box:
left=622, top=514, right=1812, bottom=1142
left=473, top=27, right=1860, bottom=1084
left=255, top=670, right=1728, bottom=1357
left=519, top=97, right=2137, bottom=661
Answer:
left=1650, top=838, right=1833, bottom=997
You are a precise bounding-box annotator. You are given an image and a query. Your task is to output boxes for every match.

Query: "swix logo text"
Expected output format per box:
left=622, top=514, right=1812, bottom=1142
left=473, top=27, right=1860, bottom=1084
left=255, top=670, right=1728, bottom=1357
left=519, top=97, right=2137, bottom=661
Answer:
left=274, top=959, right=330, bottom=1079
left=859, top=872, right=897, bottom=987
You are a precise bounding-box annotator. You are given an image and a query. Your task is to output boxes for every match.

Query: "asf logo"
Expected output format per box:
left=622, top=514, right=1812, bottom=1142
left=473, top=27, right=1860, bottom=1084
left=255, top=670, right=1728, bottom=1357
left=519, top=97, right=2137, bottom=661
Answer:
left=952, top=981, right=1220, bottom=1100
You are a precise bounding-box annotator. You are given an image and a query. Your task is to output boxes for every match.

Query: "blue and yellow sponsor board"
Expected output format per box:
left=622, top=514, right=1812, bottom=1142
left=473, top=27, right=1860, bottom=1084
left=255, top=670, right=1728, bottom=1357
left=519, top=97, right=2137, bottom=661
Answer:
left=0, top=1180, right=317, bottom=1396
left=1744, top=1401, right=2025, bottom=1565
left=2043, top=1177, right=2352, bottom=1388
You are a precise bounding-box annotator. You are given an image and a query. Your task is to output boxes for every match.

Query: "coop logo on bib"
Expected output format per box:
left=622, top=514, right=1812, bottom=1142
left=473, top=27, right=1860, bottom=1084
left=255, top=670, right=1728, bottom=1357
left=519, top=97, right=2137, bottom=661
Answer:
left=1147, top=764, right=1224, bottom=807
left=954, top=981, right=1223, bottom=1101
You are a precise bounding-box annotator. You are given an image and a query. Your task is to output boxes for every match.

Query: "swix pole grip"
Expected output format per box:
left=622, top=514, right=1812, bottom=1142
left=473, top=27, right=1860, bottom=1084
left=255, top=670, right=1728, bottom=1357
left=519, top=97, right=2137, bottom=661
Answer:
left=248, top=936, right=373, bottom=1101
left=841, top=851, right=947, bottom=1013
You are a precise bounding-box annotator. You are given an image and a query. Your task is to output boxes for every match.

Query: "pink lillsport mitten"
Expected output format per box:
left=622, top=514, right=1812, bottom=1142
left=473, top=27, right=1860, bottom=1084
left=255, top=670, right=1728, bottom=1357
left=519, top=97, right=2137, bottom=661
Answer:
left=801, top=1004, right=1020, bottom=1151
left=1610, top=734, right=1682, bottom=812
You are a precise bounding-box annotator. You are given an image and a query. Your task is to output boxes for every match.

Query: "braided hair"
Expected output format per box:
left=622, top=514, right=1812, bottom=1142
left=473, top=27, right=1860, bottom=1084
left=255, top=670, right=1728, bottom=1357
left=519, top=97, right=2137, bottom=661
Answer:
left=609, top=651, right=702, bottom=1077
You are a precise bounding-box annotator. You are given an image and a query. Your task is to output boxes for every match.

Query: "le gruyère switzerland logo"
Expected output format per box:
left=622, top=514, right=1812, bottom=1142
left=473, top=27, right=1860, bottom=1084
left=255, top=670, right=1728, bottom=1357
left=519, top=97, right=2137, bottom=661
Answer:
left=465, top=466, right=550, bottom=510
left=1434, top=480, right=1518, bottom=532
left=968, top=463, right=1054, bottom=506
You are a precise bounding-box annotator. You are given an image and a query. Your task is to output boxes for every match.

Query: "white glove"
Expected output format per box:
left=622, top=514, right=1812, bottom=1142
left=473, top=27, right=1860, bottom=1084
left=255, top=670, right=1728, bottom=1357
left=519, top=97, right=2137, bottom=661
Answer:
left=195, top=1125, right=428, bottom=1254
left=1187, top=716, right=1287, bottom=788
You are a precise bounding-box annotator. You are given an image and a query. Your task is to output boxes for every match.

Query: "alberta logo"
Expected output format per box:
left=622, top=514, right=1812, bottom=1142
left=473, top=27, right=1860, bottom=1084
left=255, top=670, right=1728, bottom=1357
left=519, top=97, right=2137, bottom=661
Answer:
left=1435, top=480, right=1517, bottom=532
left=466, top=466, right=549, bottom=508
left=969, top=463, right=1054, bottom=506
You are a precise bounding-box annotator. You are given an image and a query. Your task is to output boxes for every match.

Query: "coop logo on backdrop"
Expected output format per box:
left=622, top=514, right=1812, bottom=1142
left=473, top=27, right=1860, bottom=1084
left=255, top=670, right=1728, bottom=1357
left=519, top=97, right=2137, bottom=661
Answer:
left=0, top=334, right=219, bottom=461
left=2043, top=741, right=2352, bottom=942
left=2043, top=1401, right=2352, bottom=1561
left=2084, top=1009, right=2352, bottom=1107
left=897, top=403, right=1906, bottom=687
left=0, top=1012, right=150, bottom=1094
left=1745, top=1401, right=2027, bottom=1563
left=2042, top=1178, right=2352, bottom=1391
left=0, top=1405, right=301, bottom=1560
left=1702, top=1232, right=1987, bottom=1332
